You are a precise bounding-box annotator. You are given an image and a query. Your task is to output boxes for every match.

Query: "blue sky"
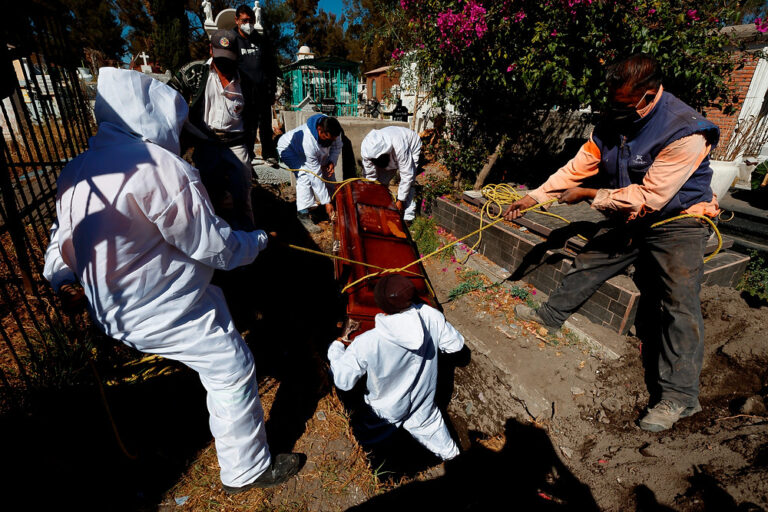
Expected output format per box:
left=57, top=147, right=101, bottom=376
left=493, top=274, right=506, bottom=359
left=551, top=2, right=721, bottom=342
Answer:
left=318, top=0, right=345, bottom=17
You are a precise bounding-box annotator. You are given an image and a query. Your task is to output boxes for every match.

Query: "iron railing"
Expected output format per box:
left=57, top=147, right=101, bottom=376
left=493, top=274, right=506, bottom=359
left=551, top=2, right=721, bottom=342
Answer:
left=0, top=2, right=94, bottom=409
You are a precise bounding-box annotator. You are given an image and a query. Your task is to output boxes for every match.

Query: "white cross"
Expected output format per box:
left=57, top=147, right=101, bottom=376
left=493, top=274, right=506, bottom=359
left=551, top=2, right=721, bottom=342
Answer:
left=139, top=52, right=150, bottom=66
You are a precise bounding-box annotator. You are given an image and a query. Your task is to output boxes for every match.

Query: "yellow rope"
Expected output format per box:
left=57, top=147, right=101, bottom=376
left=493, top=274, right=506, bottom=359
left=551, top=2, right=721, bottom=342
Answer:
left=285, top=168, right=390, bottom=201
left=649, top=214, right=722, bottom=263
left=472, top=183, right=721, bottom=263
left=286, top=243, right=423, bottom=277
left=284, top=178, right=723, bottom=294
left=338, top=199, right=558, bottom=293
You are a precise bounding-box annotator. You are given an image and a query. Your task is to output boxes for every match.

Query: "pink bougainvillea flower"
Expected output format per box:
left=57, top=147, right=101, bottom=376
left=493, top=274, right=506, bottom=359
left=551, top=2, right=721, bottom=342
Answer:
left=550, top=29, right=558, bottom=36
left=756, top=17, right=768, bottom=33
left=506, top=63, right=517, bottom=72
left=686, top=9, right=700, bottom=21
left=436, top=1, right=488, bottom=54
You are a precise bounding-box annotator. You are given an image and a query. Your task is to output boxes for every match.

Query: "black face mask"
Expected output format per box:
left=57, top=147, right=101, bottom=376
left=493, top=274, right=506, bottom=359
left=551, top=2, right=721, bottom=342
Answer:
left=604, top=106, right=640, bottom=126
left=213, top=58, right=237, bottom=79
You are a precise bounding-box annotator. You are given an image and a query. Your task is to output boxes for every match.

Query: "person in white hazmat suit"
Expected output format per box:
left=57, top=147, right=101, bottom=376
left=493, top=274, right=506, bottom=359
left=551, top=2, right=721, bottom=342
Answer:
left=327, top=274, right=464, bottom=460
left=360, top=126, right=422, bottom=222
left=276, top=114, right=342, bottom=232
left=42, top=68, right=300, bottom=494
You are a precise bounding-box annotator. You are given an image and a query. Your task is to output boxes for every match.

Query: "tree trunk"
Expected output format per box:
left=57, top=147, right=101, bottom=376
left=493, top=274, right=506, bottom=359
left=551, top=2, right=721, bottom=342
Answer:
left=473, top=141, right=504, bottom=190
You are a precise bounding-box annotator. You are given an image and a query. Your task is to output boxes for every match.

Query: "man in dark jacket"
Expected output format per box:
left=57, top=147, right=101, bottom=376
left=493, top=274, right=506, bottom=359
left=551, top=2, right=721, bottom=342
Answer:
left=504, top=54, right=720, bottom=433
left=233, top=4, right=280, bottom=166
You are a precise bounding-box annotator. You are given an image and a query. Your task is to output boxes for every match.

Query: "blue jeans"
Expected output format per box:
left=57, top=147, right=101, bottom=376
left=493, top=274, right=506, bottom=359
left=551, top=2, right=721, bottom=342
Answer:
left=536, top=217, right=709, bottom=407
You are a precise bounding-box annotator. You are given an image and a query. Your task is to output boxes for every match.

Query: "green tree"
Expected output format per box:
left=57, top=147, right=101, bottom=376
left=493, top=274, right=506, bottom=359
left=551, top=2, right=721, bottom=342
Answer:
left=61, top=0, right=125, bottom=63
left=151, top=0, right=190, bottom=72
left=344, top=0, right=403, bottom=70
left=394, top=0, right=742, bottom=187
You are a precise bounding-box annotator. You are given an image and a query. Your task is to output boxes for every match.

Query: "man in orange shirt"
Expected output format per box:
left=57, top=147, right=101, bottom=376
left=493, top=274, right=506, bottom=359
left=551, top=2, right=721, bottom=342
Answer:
left=504, top=54, right=719, bottom=432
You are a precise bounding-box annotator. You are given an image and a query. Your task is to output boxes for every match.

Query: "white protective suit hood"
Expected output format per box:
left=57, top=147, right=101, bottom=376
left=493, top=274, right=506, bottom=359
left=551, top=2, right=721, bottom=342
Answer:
left=94, top=68, right=188, bottom=155
left=361, top=129, right=393, bottom=160
left=374, top=306, right=425, bottom=351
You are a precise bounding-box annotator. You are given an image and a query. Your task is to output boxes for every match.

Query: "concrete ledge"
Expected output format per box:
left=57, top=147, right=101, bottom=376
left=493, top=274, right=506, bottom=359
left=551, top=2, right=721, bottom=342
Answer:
left=433, top=197, right=749, bottom=335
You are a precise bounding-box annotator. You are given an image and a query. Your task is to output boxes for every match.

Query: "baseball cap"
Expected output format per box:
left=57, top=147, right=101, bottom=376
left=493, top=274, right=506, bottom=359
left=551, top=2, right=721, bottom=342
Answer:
left=374, top=274, right=416, bottom=315
left=211, top=30, right=237, bottom=60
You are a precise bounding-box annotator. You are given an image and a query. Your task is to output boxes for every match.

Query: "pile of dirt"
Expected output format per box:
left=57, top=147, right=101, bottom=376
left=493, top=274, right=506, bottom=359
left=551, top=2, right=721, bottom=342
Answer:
left=414, top=253, right=768, bottom=511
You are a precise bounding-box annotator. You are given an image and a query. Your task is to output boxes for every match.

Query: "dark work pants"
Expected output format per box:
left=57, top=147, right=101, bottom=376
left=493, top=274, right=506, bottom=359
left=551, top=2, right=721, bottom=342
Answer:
left=257, top=101, right=276, bottom=159
left=193, top=140, right=255, bottom=231
left=536, top=218, right=709, bottom=407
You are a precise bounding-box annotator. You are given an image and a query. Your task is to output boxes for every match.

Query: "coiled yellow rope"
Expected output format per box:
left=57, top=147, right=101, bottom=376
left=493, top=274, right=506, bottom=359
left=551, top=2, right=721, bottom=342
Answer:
left=470, top=183, right=722, bottom=263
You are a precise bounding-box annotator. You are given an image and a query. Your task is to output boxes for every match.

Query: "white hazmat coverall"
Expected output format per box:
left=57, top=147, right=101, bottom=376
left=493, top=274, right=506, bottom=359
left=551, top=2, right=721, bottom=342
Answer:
left=43, top=68, right=272, bottom=488
left=327, top=304, right=464, bottom=460
left=276, top=117, right=342, bottom=211
left=361, top=126, right=421, bottom=221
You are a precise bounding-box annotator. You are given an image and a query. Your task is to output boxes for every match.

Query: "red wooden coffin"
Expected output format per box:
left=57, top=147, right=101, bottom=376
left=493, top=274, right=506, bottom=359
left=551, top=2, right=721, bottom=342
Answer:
left=333, top=180, right=440, bottom=342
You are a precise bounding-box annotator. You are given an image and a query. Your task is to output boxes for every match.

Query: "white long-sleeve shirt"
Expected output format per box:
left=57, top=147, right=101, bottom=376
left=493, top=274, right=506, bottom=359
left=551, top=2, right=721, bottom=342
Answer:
left=361, top=126, right=421, bottom=202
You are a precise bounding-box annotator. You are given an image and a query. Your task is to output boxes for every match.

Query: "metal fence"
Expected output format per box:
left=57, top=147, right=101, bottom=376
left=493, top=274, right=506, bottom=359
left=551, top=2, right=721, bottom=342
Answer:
left=283, top=57, right=360, bottom=116
left=0, top=3, right=94, bottom=410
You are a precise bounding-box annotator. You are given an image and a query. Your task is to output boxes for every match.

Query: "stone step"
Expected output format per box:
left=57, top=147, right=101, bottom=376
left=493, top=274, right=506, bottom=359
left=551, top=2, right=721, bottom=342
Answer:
left=717, top=189, right=768, bottom=257
left=433, top=197, right=750, bottom=335
left=462, top=190, right=732, bottom=255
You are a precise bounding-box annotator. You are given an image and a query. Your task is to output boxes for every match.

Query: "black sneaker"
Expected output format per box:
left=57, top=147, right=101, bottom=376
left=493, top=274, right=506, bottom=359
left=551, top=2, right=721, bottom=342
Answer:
left=222, top=453, right=302, bottom=494
left=266, top=157, right=279, bottom=169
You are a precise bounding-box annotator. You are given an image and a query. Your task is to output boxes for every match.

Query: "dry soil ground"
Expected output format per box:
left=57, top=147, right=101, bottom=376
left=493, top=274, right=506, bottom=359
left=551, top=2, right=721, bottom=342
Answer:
left=4, top=184, right=766, bottom=511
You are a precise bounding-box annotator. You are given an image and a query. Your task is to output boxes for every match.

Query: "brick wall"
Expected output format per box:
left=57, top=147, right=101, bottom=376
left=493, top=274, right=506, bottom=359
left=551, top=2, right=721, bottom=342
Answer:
left=704, top=53, right=760, bottom=156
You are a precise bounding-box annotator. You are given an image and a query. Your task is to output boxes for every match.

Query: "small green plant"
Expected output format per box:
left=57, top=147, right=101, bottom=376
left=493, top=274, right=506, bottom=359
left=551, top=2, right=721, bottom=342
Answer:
left=418, top=173, right=453, bottom=214
left=508, top=285, right=530, bottom=301
left=448, top=269, right=486, bottom=301
left=751, top=160, right=768, bottom=190
left=737, top=250, right=768, bottom=304
left=409, top=216, right=452, bottom=262
left=23, top=325, right=95, bottom=389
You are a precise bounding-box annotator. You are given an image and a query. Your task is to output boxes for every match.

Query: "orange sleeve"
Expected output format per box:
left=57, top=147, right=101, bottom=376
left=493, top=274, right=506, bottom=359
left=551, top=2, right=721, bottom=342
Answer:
left=528, top=137, right=601, bottom=204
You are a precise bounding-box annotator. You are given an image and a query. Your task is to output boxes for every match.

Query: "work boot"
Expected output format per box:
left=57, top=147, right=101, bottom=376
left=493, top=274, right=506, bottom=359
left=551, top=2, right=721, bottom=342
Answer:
left=637, top=399, right=702, bottom=432
left=222, top=453, right=302, bottom=494
left=298, top=212, right=322, bottom=233
left=514, top=304, right=560, bottom=334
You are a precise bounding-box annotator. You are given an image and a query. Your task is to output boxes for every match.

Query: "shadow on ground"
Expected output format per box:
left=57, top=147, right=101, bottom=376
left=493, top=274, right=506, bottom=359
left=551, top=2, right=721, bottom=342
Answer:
left=348, top=417, right=601, bottom=511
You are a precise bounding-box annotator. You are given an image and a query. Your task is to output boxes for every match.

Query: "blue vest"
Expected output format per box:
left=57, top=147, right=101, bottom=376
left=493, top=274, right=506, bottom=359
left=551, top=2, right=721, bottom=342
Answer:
left=592, top=92, right=720, bottom=217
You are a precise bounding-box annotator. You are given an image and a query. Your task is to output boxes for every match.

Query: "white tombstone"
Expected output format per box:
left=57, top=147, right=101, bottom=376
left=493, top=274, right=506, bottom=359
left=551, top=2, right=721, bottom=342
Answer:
left=253, top=1, right=263, bottom=31
left=202, top=0, right=213, bottom=23
left=203, top=0, right=218, bottom=34
left=138, top=52, right=152, bottom=74
left=297, top=46, right=314, bottom=60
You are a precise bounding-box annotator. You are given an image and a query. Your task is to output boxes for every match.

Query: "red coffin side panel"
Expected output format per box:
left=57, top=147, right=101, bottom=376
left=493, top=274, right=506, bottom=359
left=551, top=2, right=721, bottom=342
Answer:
left=333, top=181, right=440, bottom=341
